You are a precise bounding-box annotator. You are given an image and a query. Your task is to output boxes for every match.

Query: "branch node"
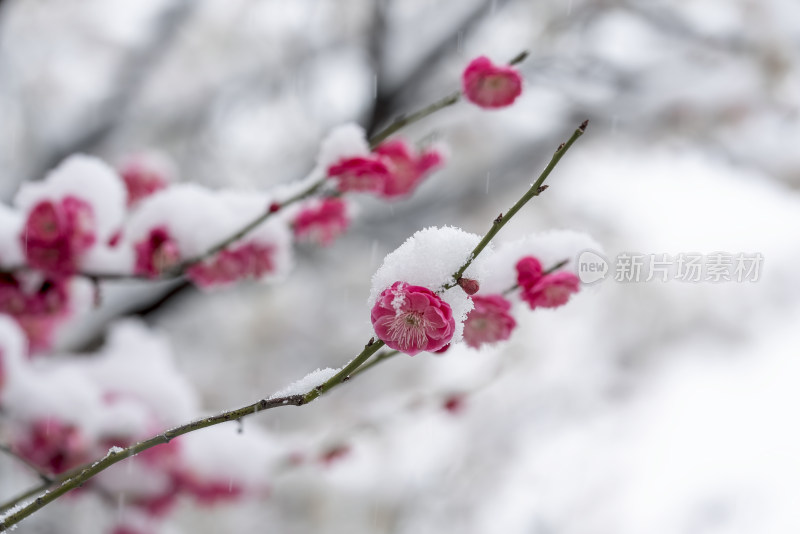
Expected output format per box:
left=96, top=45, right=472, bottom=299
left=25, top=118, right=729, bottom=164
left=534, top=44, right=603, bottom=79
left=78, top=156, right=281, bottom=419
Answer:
left=579, top=119, right=589, bottom=132
left=493, top=213, right=504, bottom=225
left=536, top=185, right=549, bottom=195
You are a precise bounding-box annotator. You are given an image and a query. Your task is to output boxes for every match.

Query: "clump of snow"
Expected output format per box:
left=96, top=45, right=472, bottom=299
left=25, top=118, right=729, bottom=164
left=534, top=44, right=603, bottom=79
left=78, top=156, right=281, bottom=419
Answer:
left=481, top=230, right=603, bottom=294
left=125, top=184, right=234, bottom=260
left=0, top=205, right=24, bottom=267
left=107, top=445, right=124, bottom=455
left=269, top=367, right=339, bottom=399
left=315, top=122, right=370, bottom=172
left=14, top=154, right=126, bottom=243
left=0, top=315, right=28, bottom=401
left=369, top=226, right=492, bottom=345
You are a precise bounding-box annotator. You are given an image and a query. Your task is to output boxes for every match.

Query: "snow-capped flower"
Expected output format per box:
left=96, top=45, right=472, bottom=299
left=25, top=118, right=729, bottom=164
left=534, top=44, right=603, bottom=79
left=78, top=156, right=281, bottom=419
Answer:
left=516, top=256, right=581, bottom=309
left=374, top=139, right=443, bottom=198
left=134, top=226, right=181, bottom=278
left=462, top=56, right=523, bottom=109
left=463, top=294, right=517, bottom=349
left=371, top=281, right=455, bottom=355
left=21, top=196, right=96, bottom=276
left=327, top=156, right=389, bottom=193
left=293, top=197, right=350, bottom=246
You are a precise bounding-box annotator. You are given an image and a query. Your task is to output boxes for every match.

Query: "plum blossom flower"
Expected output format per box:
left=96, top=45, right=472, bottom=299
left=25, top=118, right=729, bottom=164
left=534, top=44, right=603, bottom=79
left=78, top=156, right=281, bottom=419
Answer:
left=373, top=140, right=443, bottom=198
left=327, top=156, right=390, bottom=193
left=327, top=139, right=443, bottom=199
left=20, top=196, right=96, bottom=276
left=516, top=256, right=580, bottom=309
left=371, top=281, right=455, bottom=355
left=15, top=417, right=89, bottom=474
left=187, top=242, right=276, bottom=289
left=462, top=56, right=523, bottom=109
left=293, top=197, right=350, bottom=246
left=0, top=274, right=71, bottom=353
left=463, top=294, right=517, bottom=349
left=119, top=155, right=172, bottom=207
left=134, top=226, right=181, bottom=278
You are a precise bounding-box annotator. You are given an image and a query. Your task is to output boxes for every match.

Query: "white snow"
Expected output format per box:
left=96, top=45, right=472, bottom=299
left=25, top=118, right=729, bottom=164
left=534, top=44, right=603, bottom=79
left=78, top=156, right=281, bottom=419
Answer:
left=314, top=122, right=370, bottom=172
left=0, top=204, right=24, bottom=267
left=125, top=183, right=235, bottom=259
left=268, top=367, right=339, bottom=399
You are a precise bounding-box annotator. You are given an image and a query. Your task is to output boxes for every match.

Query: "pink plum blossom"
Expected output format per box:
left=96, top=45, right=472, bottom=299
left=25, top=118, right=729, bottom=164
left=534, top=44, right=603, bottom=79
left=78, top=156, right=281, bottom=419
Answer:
left=462, top=56, right=523, bottom=109
left=463, top=294, right=517, bottom=349
left=371, top=281, right=455, bottom=355
left=187, top=242, right=276, bottom=289
left=20, top=196, right=96, bottom=276
left=327, top=139, right=443, bottom=200
left=174, top=469, right=244, bottom=505
left=373, top=140, right=443, bottom=198
left=15, top=417, right=89, bottom=474
left=0, top=274, right=71, bottom=354
left=515, top=256, right=543, bottom=287
left=134, top=226, right=181, bottom=278
left=327, top=156, right=390, bottom=193
left=293, top=197, right=350, bottom=246
left=516, top=256, right=581, bottom=309
left=119, top=157, right=170, bottom=207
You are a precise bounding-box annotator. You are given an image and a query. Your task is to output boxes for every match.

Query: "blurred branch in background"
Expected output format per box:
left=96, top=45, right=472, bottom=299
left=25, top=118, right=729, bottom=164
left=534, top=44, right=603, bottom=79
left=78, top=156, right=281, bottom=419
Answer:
left=32, top=0, right=195, bottom=180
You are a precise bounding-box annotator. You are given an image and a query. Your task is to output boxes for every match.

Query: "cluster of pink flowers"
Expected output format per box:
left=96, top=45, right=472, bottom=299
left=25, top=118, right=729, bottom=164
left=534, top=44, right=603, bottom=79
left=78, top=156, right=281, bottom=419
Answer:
left=371, top=255, right=581, bottom=354
left=21, top=196, right=96, bottom=276
left=328, top=139, right=443, bottom=199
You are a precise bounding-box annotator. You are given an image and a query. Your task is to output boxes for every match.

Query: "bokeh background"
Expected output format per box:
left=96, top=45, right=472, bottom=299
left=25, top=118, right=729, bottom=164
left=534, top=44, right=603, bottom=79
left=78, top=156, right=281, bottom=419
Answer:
left=2, top=0, right=800, bottom=532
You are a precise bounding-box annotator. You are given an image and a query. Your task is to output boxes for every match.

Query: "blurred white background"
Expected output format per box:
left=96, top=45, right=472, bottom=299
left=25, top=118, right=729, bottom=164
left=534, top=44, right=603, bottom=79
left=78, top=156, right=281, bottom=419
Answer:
left=1, top=0, right=800, bottom=532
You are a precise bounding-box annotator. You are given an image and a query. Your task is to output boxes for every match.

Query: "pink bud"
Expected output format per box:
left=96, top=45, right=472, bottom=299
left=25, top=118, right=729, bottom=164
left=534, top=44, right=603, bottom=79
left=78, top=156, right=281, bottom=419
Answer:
left=457, top=277, right=480, bottom=295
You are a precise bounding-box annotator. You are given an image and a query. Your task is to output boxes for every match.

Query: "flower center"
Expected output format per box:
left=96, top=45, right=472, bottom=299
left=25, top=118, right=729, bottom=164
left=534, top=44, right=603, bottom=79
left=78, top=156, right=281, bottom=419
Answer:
left=387, top=311, right=431, bottom=351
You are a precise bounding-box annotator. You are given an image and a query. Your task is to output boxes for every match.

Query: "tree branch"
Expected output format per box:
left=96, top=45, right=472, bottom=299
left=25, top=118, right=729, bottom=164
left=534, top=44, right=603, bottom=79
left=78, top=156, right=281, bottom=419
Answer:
left=0, top=118, right=587, bottom=532
left=0, top=443, right=53, bottom=484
